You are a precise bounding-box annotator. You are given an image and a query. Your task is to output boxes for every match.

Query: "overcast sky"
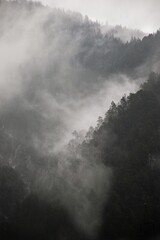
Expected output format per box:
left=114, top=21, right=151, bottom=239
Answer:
left=40, top=0, right=160, bottom=33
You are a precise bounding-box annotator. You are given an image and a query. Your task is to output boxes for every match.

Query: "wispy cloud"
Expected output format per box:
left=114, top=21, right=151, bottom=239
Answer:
left=41, top=0, right=160, bottom=32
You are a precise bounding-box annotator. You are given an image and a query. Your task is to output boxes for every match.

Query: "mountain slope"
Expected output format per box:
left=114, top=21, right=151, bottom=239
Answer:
left=0, top=1, right=160, bottom=239
left=80, top=73, right=160, bottom=239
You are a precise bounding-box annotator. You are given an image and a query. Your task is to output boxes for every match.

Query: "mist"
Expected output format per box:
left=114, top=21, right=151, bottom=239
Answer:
left=1, top=1, right=160, bottom=239
left=0, top=2, right=141, bottom=236
left=41, top=0, right=160, bottom=33
left=0, top=2, right=141, bottom=151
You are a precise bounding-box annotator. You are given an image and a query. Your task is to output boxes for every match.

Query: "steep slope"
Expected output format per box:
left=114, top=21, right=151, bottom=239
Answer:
left=80, top=73, right=160, bottom=239
left=0, top=1, right=160, bottom=239
left=0, top=0, right=158, bottom=153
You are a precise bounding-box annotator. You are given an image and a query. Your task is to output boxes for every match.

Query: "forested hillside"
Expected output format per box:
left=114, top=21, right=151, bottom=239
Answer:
left=82, top=72, right=160, bottom=239
left=0, top=0, right=160, bottom=239
left=1, top=71, right=160, bottom=240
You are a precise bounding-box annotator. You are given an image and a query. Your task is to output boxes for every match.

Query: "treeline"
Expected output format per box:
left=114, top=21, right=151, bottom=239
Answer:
left=0, top=0, right=160, bottom=239
left=1, top=73, right=160, bottom=239
left=0, top=0, right=159, bottom=82
left=80, top=72, right=160, bottom=239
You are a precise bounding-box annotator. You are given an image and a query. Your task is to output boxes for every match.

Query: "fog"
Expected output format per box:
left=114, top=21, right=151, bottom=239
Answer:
left=0, top=1, right=151, bottom=237
left=41, top=0, right=160, bottom=33
left=0, top=2, right=140, bottom=153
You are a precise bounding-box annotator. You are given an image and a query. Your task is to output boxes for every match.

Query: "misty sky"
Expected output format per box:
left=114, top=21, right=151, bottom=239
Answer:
left=40, top=0, right=160, bottom=33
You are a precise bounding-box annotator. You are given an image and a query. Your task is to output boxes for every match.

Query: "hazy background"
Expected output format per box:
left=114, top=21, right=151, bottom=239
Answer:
left=0, top=1, right=160, bottom=238
left=40, top=0, right=160, bottom=33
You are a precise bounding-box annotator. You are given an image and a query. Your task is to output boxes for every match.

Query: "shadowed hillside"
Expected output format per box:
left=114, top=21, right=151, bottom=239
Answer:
left=0, top=1, right=160, bottom=239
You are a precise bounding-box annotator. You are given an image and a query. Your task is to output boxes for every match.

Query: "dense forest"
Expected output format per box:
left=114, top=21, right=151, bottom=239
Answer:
left=0, top=0, right=160, bottom=239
